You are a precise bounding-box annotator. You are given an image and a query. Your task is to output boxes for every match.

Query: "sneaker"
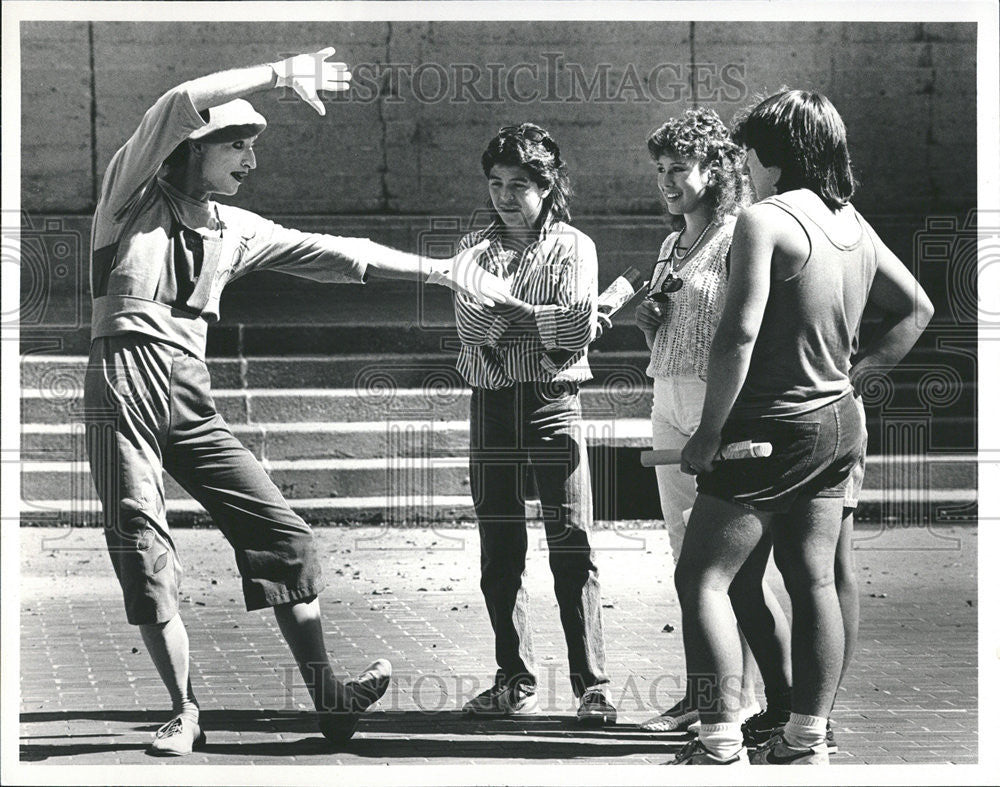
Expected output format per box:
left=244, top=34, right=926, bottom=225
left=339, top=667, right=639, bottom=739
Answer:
left=463, top=681, right=538, bottom=716
left=826, top=720, right=839, bottom=755
left=665, top=738, right=749, bottom=765
left=318, top=658, right=392, bottom=745
left=750, top=733, right=829, bottom=765
left=638, top=699, right=699, bottom=732
left=146, top=715, right=206, bottom=757
left=741, top=705, right=791, bottom=748
left=576, top=688, right=617, bottom=726
left=347, top=658, right=392, bottom=711
left=462, top=682, right=507, bottom=715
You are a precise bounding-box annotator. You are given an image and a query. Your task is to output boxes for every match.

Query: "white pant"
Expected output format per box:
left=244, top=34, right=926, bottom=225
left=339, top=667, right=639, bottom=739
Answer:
left=650, top=376, right=707, bottom=564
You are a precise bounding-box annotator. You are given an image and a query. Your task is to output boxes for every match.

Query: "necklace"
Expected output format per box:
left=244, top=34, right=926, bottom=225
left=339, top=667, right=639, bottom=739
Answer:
left=671, top=221, right=712, bottom=265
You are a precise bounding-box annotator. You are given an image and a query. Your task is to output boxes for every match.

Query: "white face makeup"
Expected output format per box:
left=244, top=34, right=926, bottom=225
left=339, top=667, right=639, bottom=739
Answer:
left=193, top=136, right=258, bottom=197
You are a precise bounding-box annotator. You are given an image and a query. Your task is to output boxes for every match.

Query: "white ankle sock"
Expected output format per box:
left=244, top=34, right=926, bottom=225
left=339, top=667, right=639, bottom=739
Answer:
left=699, top=722, right=743, bottom=760
left=783, top=713, right=827, bottom=749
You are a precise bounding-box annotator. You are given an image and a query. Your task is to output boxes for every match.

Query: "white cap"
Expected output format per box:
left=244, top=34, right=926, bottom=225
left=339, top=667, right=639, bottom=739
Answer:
left=189, top=99, right=267, bottom=141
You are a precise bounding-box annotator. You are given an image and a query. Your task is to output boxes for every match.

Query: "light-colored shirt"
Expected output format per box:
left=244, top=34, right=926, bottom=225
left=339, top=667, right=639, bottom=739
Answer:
left=454, top=219, right=599, bottom=389
left=646, top=215, right=735, bottom=381
left=91, top=86, right=374, bottom=360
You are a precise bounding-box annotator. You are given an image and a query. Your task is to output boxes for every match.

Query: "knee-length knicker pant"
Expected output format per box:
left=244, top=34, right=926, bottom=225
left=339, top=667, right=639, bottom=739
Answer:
left=84, top=333, right=324, bottom=625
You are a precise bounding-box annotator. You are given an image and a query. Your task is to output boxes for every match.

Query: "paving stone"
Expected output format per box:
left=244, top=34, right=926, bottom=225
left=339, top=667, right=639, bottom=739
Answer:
left=17, top=525, right=978, bottom=772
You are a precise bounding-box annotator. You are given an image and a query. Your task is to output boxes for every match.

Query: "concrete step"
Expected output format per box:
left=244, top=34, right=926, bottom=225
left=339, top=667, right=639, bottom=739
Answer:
left=19, top=309, right=976, bottom=360
left=19, top=352, right=656, bottom=390
left=20, top=451, right=978, bottom=506
left=20, top=386, right=656, bottom=424
left=20, top=350, right=980, bottom=397
left=22, top=418, right=650, bottom=460
left=19, top=387, right=975, bottom=454
left=20, top=419, right=981, bottom=484
left=19, top=487, right=978, bottom=528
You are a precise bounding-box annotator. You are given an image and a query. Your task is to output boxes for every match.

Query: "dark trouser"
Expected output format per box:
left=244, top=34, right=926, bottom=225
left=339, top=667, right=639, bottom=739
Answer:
left=469, top=382, right=608, bottom=698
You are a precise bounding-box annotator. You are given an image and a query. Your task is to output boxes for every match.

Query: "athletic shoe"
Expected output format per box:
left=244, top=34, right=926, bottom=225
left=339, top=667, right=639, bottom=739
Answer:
left=741, top=705, right=791, bottom=748
left=462, top=682, right=506, bottom=714
left=826, top=720, right=839, bottom=755
left=638, top=699, right=699, bottom=732
left=146, top=715, right=206, bottom=756
left=750, top=734, right=829, bottom=765
left=463, top=681, right=538, bottom=716
left=665, top=738, right=749, bottom=765
left=576, top=688, right=617, bottom=726
left=318, top=658, right=392, bottom=745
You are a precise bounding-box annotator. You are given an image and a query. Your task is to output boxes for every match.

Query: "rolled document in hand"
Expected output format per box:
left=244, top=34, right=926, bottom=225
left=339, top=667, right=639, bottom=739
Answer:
left=541, top=266, right=648, bottom=373
left=640, top=441, right=773, bottom=467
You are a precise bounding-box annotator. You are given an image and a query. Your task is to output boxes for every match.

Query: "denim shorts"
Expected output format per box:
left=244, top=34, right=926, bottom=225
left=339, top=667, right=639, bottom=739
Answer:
left=843, top=395, right=868, bottom=510
left=697, top=391, right=866, bottom=513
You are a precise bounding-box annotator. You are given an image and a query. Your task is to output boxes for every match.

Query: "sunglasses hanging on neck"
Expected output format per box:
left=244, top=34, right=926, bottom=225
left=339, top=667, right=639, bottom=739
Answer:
left=648, top=262, right=684, bottom=302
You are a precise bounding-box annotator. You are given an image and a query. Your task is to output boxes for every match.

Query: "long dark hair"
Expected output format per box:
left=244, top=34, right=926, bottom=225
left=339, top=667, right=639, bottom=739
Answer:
left=732, top=89, right=856, bottom=209
left=481, top=123, right=572, bottom=224
left=646, top=108, right=749, bottom=232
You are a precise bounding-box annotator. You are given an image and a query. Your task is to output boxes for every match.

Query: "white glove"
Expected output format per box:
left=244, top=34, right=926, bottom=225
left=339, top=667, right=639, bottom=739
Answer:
left=426, top=240, right=511, bottom=307
left=270, top=47, right=351, bottom=116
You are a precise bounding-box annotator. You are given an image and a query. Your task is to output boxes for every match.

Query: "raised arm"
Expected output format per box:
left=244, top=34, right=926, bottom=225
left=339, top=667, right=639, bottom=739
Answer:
left=98, top=49, right=350, bottom=219
left=182, top=48, right=349, bottom=114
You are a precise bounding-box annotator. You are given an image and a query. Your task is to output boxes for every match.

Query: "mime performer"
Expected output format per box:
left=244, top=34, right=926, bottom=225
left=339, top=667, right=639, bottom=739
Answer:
left=83, top=47, right=508, bottom=755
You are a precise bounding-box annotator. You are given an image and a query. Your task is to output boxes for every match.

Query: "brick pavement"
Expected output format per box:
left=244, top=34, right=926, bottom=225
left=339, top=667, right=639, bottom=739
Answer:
left=15, top=523, right=978, bottom=774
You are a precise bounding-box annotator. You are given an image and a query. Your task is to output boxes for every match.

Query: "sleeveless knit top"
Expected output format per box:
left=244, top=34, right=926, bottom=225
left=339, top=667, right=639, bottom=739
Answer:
left=730, top=191, right=879, bottom=418
left=646, top=215, right=734, bottom=381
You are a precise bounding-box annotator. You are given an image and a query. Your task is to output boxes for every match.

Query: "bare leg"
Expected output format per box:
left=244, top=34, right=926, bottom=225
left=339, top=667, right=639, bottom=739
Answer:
left=770, top=497, right=845, bottom=717
left=139, top=615, right=200, bottom=721
left=834, top=509, right=860, bottom=695
left=674, top=493, right=772, bottom=725
left=273, top=596, right=352, bottom=713
left=729, top=535, right=793, bottom=705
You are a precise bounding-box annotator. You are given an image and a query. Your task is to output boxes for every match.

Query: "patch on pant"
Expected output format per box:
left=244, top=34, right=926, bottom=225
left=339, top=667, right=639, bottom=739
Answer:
left=152, top=550, right=169, bottom=574
left=135, top=526, right=156, bottom=551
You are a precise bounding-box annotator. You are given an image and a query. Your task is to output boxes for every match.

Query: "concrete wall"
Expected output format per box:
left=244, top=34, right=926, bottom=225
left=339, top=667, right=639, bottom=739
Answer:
left=21, top=21, right=976, bottom=218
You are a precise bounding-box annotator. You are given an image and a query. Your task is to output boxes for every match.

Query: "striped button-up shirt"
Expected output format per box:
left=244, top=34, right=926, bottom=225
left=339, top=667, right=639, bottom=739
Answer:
left=454, top=218, right=599, bottom=389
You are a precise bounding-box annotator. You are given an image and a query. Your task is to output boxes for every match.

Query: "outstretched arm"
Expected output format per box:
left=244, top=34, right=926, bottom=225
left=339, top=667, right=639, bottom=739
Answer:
left=238, top=220, right=511, bottom=307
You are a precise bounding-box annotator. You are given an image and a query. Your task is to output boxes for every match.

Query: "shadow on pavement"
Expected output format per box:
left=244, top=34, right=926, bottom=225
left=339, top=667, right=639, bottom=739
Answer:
left=21, top=709, right=688, bottom=761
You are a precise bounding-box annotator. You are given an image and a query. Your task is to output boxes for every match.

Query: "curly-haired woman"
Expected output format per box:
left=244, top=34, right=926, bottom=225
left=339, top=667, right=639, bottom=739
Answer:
left=634, top=109, right=792, bottom=735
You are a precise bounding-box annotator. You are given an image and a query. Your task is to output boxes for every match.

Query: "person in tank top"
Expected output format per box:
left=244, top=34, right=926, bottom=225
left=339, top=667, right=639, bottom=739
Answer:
left=633, top=108, right=788, bottom=735
left=666, top=90, right=934, bottom=766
